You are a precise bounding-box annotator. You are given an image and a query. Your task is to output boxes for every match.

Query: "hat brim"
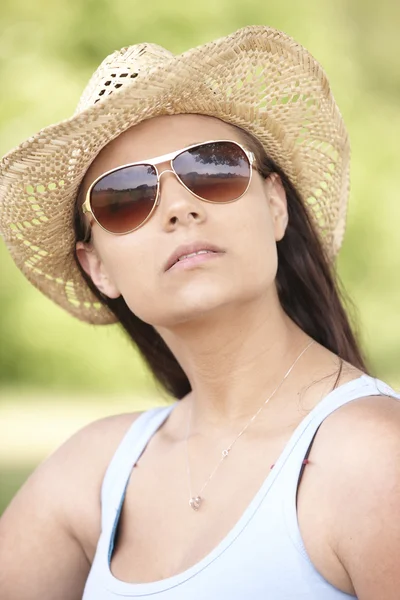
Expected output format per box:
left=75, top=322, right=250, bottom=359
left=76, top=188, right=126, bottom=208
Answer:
left=0, top=25, right=350, bottom=324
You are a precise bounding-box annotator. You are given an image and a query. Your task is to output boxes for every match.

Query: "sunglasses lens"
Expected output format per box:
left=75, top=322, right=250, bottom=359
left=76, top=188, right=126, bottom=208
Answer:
left=90, top=164, right=158, bottom=233
left=173, top=141, right=251, bottom=203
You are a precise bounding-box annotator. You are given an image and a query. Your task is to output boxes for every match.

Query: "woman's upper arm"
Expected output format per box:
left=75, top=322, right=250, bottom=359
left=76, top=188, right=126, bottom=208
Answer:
left=327, top=395, right=400, bottom=600
left=0, top=411, right=141, bottom=600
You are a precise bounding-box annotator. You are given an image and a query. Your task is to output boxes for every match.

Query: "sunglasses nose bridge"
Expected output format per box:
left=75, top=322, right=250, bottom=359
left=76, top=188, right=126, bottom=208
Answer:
left=158, top=168, right=175, bottom=178
left=156, top=169, right=176, bottom=206
left=156, top=167, right=182, bottom=205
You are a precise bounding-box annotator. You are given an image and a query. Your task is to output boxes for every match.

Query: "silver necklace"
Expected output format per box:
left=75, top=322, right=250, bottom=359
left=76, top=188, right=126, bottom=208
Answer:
left=185, top=340, right=314, bottom=511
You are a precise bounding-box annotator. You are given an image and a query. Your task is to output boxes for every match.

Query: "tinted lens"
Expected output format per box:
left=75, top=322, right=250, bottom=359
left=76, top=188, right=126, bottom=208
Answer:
left=90, top=164, right=158, bottom=233
left=173, top=141, right=251, bottom=202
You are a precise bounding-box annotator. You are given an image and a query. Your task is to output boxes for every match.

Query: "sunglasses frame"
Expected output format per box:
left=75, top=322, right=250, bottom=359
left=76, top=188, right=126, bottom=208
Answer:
left=82, top=139, right=256, bottom=236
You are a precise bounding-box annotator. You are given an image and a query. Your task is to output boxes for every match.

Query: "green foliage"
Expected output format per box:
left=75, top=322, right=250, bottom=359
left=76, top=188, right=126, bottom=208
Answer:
left=0, top=0, right=399, bottom=394
left=0, top=465, right=35, bottom=515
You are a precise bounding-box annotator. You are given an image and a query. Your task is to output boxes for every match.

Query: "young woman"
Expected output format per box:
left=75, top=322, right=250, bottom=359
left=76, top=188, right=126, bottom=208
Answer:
left=0, top=26, right=399, bottom=600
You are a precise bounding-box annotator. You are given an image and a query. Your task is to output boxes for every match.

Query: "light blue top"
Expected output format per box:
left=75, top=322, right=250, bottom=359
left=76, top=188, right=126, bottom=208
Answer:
left=82, top=374, right=400, bottom=598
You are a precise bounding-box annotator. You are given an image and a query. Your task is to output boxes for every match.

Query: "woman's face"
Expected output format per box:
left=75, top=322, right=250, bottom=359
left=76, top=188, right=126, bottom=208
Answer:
left=76, top=114, right=288, bottom=327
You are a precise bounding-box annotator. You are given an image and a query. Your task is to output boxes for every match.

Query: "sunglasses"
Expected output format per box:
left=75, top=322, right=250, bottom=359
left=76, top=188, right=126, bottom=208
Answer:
left=82, top=140, right=256, bottom=235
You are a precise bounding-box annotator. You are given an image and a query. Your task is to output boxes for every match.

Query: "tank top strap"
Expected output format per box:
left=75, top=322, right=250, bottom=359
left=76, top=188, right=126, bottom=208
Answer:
left=286, top=374, right=400, bottom=475
left=100, top=402, right=177, bottom=532
left=280, top=374, right=400, bottom=485
left=280, top=374, right=400, bottom=553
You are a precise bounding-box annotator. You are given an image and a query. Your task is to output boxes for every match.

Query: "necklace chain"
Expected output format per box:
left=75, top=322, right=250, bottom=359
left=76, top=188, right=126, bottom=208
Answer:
left=185, top=340, right=314, bottom=511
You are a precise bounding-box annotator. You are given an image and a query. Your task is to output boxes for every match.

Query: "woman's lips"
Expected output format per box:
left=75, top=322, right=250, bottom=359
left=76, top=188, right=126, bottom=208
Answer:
left=167, top=250, right=224, bottom=272
left=164, top=241, right=225, bottom=271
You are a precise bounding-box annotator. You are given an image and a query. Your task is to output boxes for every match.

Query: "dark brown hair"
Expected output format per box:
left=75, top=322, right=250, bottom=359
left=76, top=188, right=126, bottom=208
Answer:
left=73, top=125, right=368, bottom=399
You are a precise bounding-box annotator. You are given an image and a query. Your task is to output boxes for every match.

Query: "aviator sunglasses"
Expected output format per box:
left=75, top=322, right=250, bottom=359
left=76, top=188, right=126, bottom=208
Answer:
left=82, top=140, right=256, bottom=235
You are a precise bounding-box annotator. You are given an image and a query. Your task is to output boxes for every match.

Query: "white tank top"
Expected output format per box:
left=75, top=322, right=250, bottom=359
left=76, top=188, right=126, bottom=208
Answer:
left=82, top=374, right=400, bottom=598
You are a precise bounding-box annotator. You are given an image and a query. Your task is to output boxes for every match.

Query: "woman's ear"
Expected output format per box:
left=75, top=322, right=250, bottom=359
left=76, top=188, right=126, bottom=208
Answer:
left=75, top=241, right=121, bottom=299
left=263, top=173, right=289, bottom=242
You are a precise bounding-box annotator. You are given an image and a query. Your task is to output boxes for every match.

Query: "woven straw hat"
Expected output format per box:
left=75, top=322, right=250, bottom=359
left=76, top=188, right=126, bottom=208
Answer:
left=0, top=25, right=350, bottom=325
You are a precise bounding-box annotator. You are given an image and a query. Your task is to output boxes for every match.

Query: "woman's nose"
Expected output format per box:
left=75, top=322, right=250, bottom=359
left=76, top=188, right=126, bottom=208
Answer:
left=157, top=169, right=206, bottom=231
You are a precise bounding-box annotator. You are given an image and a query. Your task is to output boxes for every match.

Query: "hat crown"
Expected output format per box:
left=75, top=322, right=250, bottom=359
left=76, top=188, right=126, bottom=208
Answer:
left=74, top=43, right=174, bottom=114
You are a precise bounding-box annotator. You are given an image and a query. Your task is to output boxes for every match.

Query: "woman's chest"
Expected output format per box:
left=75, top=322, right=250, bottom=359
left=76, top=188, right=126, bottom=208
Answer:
left=103, top=431, right=354, bottom=595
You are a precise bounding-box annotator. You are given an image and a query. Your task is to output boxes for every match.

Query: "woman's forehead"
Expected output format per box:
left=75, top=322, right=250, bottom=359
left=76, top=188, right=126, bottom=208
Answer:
left=121, top=113, right=239, bottom=149
left=82, top=114, right=240, bottom=186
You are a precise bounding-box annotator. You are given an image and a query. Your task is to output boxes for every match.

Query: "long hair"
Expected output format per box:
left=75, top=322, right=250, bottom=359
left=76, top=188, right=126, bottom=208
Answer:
left=73, top=125, right=368, bottom=399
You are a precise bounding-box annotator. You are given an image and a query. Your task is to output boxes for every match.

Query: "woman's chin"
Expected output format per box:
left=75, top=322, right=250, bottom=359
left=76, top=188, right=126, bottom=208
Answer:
left=140, top=296, right=236, bottom=329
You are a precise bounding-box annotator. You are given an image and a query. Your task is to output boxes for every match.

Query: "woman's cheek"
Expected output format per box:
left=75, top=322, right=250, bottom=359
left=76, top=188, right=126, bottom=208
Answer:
left=117, top=263, right=161, bottom=321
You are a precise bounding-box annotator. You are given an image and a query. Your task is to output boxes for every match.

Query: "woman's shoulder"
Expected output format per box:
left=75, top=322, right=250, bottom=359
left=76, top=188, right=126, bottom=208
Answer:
left=53, top=410, right=147, bottom=558
left=315, top=378, right=400, bottom=597
left=13, top=410, right=147, bottom=563
left=69, top=409, right=145, bottom=454
left=57, top=409, right=146, bottom=476
left=321, top=374, right=400, bottom=436
left=0, top=410, right=149, bottom=597
left=313, top=373, right=400, bottom=463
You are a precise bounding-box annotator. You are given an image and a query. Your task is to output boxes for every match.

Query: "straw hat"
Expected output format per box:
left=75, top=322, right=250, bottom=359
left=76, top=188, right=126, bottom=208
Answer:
left=0, top=25, right=350, bottom=325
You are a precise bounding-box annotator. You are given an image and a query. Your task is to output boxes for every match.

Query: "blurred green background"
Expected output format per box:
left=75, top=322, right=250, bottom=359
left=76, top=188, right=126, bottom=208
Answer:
left=1, top=0, right=399, bottom=513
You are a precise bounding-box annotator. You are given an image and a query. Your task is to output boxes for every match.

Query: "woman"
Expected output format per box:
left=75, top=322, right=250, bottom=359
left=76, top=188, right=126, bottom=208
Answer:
left=0, top=25, right=399, bottom=600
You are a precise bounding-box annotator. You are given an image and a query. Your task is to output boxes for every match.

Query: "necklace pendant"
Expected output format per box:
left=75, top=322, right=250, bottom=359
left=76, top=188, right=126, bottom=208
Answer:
left=222, top=448, right=230, bottom=458
left=189, top=496, right=202, bottom=511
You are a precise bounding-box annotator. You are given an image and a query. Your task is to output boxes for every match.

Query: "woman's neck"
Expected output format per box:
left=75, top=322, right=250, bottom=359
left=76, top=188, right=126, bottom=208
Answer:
left=157, top=293, right=312, bottom=436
